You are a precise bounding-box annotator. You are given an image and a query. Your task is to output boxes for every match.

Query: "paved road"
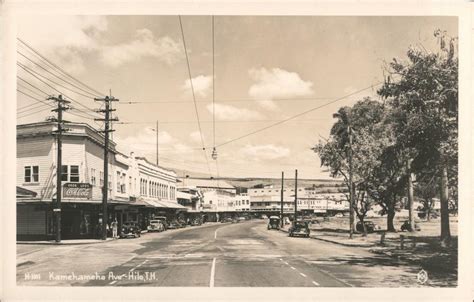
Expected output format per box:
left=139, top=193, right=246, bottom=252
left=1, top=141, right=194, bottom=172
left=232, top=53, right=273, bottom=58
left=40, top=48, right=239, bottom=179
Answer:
left=17, top=220, right=420, bottom=287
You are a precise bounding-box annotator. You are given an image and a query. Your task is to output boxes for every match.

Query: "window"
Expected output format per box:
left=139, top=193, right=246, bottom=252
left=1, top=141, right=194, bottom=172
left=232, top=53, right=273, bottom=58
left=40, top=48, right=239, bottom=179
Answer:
left=24, top=166, right=39, bottom=183
left=121, top=173, right=126, bottom=193
left=70, top=165, right=79, bottom=182
left=61, top=165, right=68, bottom=181
left=117, top=171, right=121, bottom=193
left=100, top=171, right=104, bottom=187
left=91, top=168, right=96, bottom=186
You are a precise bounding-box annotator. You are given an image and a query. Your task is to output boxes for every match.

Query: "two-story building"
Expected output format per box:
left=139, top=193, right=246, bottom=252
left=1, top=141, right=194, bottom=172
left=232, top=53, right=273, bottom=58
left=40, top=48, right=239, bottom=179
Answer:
left=16, top=122, right=184, bottom=240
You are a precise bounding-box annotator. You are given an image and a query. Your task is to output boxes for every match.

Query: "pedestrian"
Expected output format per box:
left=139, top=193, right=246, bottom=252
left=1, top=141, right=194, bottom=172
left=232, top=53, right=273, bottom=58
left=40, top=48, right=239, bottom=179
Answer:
left=111, top=219, right=118, bottom=239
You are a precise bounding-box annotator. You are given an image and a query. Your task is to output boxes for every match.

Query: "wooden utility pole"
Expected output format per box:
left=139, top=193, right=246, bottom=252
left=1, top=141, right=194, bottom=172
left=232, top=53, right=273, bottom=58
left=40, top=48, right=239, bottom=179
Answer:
left=49, top=95, right=70, bottom=243
left=95, top=95, right=119, bottom=240
left=348, top=126, right=355, bottom=239
left=280, top=171, right=284, bottom=228
left=156, top=120, right=159, bottom=166
left=294, top=169, right=298, bottom=222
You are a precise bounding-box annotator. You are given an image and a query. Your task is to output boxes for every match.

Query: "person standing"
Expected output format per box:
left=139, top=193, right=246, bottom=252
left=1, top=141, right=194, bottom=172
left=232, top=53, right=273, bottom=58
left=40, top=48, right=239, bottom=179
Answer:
left=111, top=218, right=118, bottom=239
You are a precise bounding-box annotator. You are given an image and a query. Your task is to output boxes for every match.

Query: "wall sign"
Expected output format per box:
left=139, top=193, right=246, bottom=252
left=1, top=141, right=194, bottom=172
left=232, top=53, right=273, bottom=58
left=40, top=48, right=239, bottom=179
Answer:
left=63, top=183, right=92, bottom=199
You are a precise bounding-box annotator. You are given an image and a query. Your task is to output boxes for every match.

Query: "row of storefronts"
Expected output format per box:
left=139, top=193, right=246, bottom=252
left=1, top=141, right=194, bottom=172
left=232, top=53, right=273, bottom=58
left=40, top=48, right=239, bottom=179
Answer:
left=16, top=122, right=186, bottom=240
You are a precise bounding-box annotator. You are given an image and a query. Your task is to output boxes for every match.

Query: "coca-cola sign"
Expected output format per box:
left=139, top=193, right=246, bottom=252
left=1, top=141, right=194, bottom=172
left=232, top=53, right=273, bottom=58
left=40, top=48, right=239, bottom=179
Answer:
left=63, top=183, right=92, bottom=199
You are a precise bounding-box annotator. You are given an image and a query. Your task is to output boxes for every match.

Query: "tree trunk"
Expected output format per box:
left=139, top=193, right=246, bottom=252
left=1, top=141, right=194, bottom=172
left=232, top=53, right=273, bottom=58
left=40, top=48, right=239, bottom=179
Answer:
left=387, top=201, right=396, bottom=232
left=440, top=162, right=451, bottom=246
left=426, top=203, right=431, bottom=222
left=358, top=215, right=367, bottom=237
left=406, top=160, right=415, bottom=232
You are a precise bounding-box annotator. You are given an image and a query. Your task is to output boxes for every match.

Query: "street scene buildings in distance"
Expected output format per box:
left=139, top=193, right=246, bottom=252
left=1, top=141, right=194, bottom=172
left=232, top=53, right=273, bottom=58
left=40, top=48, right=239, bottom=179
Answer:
left=14, top=15, right=458, bottom=289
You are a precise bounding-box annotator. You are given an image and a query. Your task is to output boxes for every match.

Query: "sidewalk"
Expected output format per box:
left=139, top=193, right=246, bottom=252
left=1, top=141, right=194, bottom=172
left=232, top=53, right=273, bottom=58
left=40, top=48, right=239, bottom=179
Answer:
left=279, top=224, right=380, bottom=247
left=17, top=237, right=116, bottom=245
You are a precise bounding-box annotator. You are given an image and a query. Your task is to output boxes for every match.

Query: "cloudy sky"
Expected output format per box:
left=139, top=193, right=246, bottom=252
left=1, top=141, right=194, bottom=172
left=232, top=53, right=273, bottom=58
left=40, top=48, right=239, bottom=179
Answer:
left=16, top=15, right=457, bottom=179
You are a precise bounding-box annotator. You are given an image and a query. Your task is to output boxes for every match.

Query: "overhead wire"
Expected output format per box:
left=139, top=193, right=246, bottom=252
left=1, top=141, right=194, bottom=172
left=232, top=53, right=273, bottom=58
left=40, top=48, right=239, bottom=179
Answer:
left=17, top=38, right=106, bottom=96
left=215, top=82, right=384, bottom=148
left=178, top=15, right=213, bottom=179
left=17, top=51, right=101, bottom=98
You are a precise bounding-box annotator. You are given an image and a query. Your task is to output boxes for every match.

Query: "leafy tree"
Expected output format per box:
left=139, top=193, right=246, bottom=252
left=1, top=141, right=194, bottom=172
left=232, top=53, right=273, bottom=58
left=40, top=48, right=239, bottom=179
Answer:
left=413, top=176, right=438, bottom=221
left=314, top=98, right=385, bottom=236
left=378, top=30, right=458, bottom=245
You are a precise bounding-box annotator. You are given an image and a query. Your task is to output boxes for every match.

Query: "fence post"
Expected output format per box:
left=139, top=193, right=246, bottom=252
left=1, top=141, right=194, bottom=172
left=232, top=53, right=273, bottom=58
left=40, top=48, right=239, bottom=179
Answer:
left=400, top=235, right=405, bottom=250
left=380, top=232, right=386, bottom=245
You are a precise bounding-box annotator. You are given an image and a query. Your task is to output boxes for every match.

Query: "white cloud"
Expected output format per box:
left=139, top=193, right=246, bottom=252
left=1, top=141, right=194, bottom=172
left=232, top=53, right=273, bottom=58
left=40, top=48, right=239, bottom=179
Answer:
left=182, top=75, right=212, bottom=98
left=18, top=16, right=108, bottom=73
left=18, top=17, right=182, bottom=73
left=206, top=103, right=263, bottom=121
left=99, top=29, right=182, bottom=68
left=240, top=144, right=290, bottom=161
left=190, top=131, right=204, bottom=142
left=248, top=67, right=314, bottom=110
left=115, top=127, right=193, bottom=157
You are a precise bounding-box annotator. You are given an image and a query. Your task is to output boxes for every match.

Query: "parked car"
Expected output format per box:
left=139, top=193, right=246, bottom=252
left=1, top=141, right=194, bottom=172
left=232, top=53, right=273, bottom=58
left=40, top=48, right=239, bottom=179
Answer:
left=221, top=217, right=233, bottom=223
left=167, top=220, right=181, bottom=229
left=400, top=220, right=421, bottom=232
left=238, top=216, right=246, bottom=222
left=267, top=216, right=280, bottom=230
left=261, top=214, right=268, bottom=219
left=120, top=222, right=141, bottom=238
left=147, top=219, right=165, bottom=232
left=190, top=218, right=202, bottom=226
left=334, top=213, right=344, bottom=218
left=289, top=221, right=310, bottom=238
left=154, top=216, right=168, bottom=230
left=231, top=217, right=239, bottom=223
left=356, top=221, right=381, bottom=233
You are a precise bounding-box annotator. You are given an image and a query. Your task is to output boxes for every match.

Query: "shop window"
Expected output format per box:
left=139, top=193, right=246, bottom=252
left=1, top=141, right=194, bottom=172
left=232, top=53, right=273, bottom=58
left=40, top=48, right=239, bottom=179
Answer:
left=24, top=165, right=39, bottom=183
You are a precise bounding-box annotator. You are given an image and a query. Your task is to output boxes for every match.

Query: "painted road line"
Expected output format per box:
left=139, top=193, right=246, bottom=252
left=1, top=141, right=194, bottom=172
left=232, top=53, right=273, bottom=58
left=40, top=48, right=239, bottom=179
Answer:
left=279, top=258, right=283, bottom=261
left=312, top=281, right=320, bottom=286
left=300, top=273, right=307, bottom=278
left=290, top=266, right=296, bottom=270
left=109, top=280, right=117, bottom=285
left=214, top=229, right=218, bottom=239
left=210, top=258, right=216, bottom=287
left=284, top=262, right=289, bottom=265
left=129, top=268, right=135, bottom=272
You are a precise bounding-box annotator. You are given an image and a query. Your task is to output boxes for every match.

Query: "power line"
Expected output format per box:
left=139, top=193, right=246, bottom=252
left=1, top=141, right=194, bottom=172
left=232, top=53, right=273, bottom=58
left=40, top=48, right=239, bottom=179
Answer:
left=118, top=96, right=335, bottom=105
left=178, top=15, right=213, bottom=178
left=215, top=82, right=384, bottom=148
left=18, top=51, right=101, bottom=98
left=17, top=61, right=97, bottom=99
left=17, top=75, right=51, bottom=96
left=17, top=63, right=101, bottom=119
left=17, top=38, right=105, bottom=96
left=115, top=118, right=334, bottom=125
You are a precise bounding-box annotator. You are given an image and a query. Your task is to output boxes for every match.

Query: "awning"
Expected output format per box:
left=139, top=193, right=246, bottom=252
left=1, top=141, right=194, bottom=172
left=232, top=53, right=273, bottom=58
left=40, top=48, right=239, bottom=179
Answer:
left=156, top=200, right=187, bottom=209
left=17, top=186, right=38, bottom=198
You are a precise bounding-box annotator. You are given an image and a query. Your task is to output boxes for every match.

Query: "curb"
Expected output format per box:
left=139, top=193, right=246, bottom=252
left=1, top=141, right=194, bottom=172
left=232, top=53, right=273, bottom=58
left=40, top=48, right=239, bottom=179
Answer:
left=17, top=239, right=116, bottom=246
left=278, top=228, right=376, bottom=248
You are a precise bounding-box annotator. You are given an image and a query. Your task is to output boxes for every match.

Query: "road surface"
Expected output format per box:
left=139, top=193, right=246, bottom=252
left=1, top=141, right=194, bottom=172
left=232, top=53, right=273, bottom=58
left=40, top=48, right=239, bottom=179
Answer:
left=17, top=220, right=420, bottom=287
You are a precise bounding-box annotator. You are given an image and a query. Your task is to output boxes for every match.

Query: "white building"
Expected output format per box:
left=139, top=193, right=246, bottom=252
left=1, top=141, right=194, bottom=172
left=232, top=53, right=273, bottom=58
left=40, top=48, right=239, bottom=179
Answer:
left=16, top=121, right=183, bottom=240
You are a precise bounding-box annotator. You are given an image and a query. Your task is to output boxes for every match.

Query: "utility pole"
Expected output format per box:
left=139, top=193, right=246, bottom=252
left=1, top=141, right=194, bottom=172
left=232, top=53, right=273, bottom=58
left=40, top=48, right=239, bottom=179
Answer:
left=348, top=125, right=355, bottom=239
left=280, top=171, right=284, bottom=228
left=95, top=95, right=119, bottom=240
left=294, top=169, right=298, bottom=222
left=156, top=120, right=159, bottom=166
left=49, top=95, right=70, bottom=243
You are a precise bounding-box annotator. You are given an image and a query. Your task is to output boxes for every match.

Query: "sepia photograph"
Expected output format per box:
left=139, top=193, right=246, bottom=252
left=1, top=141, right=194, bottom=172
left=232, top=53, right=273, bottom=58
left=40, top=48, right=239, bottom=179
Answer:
left=1, top=2, right=471, bottom=300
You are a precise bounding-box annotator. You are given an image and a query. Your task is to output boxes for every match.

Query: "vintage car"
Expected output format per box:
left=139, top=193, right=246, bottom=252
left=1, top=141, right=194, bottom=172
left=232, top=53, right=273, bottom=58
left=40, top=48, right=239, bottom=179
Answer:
left=267, top=216, right=280, bottom=230
left=289, top=221, right=310, bottom=238
left=154, top=216, right=168, bottom=230
left=147, top=219, right=165, bottom=232
left=167, top=220, right=182, bottom=229
left=221, top=217, right=233, bottom=223
left=190, top=218, right=202, bottom=226
left=356, top=221, right=381, bottom=233
left=120, top=222, right=141, bottom=238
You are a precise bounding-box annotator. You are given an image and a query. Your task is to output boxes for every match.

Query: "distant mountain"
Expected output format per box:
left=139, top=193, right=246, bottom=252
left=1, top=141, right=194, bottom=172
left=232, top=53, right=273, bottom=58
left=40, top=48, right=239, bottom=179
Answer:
left=166, top=166, right=346, bottom=192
